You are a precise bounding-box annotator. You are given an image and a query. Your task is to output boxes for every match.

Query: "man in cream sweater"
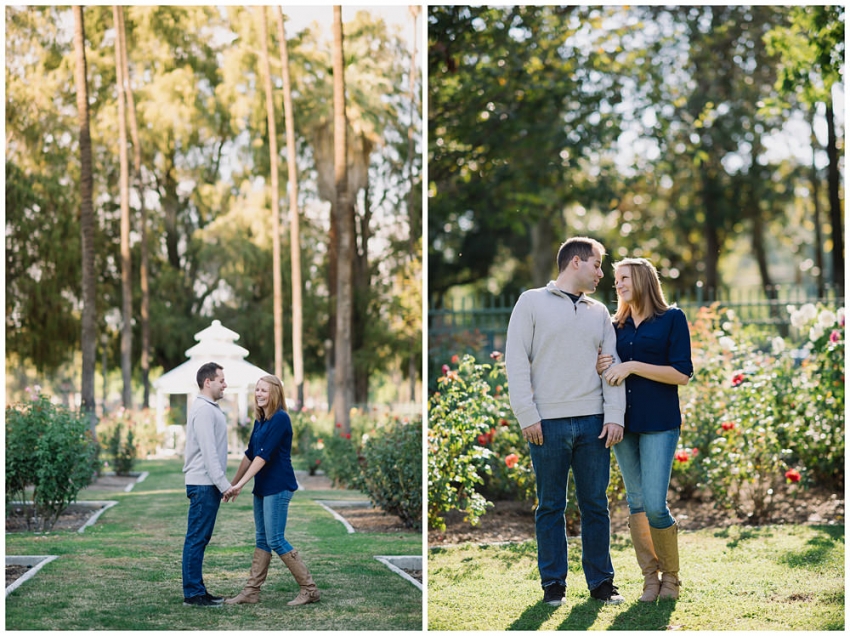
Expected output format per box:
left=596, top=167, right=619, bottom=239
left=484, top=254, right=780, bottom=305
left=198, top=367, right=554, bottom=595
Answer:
left=182, top=362, right=232, bottom=607
left=505, top=236, right=626, bottom=607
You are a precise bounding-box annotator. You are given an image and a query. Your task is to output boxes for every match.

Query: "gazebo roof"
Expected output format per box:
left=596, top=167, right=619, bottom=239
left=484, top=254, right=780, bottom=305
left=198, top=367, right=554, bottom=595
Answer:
left=153, top=320, right=271, bottom=395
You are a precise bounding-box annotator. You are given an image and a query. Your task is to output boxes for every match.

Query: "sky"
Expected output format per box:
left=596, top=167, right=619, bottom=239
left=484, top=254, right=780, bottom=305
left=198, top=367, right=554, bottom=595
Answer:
left=280, top=5, right=420, bottom=50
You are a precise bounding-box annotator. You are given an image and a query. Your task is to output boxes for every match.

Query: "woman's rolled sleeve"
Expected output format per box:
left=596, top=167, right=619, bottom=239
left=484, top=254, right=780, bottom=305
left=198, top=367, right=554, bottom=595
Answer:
left=668, top=308, right=694, bottom=378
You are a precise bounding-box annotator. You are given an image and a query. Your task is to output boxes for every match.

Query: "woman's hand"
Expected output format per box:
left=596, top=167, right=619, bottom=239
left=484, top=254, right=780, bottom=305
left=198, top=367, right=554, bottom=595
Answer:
left=223, top=485, right=243, bottom=502
left=596, top=348, right=614, bottom=375
left=603, top=362, right=632, bottom=386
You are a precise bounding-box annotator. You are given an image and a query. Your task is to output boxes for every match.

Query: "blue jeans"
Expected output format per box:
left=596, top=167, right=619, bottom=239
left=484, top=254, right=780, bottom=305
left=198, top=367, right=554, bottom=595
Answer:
left=613, top=428, right=679, bottom=529
left=253, top=490, right=295, bottom=556
left=528, top=415, right=614, bottom=591
left=182, top=485, right=222, bottom=598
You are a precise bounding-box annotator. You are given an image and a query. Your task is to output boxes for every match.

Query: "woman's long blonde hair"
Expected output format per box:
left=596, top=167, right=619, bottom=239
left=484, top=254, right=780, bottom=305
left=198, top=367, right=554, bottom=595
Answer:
left=612, top=257, right=670, bottom=328
left=254, top=375, right=288, bottom=422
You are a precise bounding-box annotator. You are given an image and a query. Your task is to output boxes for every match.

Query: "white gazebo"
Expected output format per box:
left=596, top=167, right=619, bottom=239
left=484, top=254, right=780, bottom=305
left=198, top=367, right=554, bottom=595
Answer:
left=153, top=320, right=271, bottom=455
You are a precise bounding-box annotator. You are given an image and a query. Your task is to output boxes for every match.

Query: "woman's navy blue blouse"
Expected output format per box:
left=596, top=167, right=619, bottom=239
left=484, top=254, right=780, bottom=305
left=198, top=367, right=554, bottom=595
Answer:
left=615, top=306, right=694, bottom=433
left=245, top=409, right=299, bottom=496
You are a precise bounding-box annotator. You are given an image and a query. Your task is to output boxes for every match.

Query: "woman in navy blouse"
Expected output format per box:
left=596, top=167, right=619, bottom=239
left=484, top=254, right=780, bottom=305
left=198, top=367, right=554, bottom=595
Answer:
left=597, top=258, right=693, bottom=603
left=223, top=375, right=320, bottom=607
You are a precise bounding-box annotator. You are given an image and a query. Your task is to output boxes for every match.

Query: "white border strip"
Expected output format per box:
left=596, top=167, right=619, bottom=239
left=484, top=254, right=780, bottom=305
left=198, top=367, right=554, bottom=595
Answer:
left=374, top=556, right=423, bottom=591
left=77, top=500, right=119, bottom=533
left=316, top=501, right=356, bottom=534
left=125, top=471, right=149, bottom=492
left=5, top=555, right=59, bottom=597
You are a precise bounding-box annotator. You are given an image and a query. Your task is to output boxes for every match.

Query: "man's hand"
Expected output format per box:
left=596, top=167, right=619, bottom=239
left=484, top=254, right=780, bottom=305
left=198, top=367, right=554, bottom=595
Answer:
left=599, top=422, right=624, bottom=448
left=523, top=421, right=544, bottom=446
left=223, top=485, right=242, bottom=502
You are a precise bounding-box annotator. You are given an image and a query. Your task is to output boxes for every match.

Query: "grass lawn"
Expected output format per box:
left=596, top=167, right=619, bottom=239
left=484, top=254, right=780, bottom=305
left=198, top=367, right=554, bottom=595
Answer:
left=5, top=459, right=423, bottom=630
left=428, top=523, right=844, bottom=631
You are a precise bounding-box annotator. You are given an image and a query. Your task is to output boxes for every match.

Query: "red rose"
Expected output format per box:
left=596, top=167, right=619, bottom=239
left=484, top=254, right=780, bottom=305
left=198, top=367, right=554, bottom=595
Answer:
left=785, top=468, right=801, bottom=483
left=721, top=421, right=735, bottom=431
left=477, top=434, right=489, bottom=446
left=691, top=447, right=699, bottom=456
left=451, top=354, right=460, bottom=364
left=505, top=453, right=519, bottom=468
left=675, top=450, right=690, bottom=463
left=500, top=418, right=510, bottom=427
left=731, top=373, right=745, bottom=387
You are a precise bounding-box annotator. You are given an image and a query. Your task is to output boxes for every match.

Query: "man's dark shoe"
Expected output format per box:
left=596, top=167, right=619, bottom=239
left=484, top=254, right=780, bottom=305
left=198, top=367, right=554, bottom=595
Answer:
left=183, top=595, right=223, bottom=607
left=204, top=593, right=224, bottom=604
left=590, top=580, right=625, bottom=605
left=542, top=583, right=566, bottom=606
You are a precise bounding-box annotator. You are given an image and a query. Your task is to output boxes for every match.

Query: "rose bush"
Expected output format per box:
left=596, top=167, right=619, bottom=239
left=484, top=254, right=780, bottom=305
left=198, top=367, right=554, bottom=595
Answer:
left=676, top=302, right=844, bottom=523
left=428, top=353, right=625, bottom=531
left=429, top=301, right=844, bottom=531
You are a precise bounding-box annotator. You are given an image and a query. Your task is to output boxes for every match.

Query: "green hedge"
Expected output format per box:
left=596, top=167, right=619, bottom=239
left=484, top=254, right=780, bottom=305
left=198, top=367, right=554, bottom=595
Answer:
left=6, top=396, right=99, bottom=531
left=359, top=418, right=423, bottom=530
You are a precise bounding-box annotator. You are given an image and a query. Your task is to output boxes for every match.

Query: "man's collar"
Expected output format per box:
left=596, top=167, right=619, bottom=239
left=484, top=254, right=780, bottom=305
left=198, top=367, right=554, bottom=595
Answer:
left=546, top=281, right=590, bottom=302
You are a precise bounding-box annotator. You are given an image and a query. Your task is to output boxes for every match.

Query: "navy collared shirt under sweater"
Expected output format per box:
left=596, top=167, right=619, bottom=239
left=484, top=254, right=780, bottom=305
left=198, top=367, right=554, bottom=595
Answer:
left=615, top=307, right=694, bottom=433
left=245, top=409, right=299, bottom=496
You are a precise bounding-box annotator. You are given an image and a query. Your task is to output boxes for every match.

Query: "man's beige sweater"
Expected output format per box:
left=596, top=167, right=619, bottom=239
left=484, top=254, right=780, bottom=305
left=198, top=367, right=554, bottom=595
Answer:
left=505, top=282, right=626, bottom=430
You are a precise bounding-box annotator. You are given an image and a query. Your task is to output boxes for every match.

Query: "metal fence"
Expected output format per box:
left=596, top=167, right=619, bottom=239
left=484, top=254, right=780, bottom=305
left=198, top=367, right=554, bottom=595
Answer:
left=429, top=284, right=845, bottom=355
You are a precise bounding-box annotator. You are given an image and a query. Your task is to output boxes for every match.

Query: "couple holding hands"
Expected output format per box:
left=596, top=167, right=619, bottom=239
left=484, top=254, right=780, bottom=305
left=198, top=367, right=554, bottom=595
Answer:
left=181, top=363, right=320, bottom=608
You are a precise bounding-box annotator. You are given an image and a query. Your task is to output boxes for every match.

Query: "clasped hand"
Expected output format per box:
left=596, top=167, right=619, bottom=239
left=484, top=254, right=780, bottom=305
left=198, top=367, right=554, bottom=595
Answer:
left=597, top=353, right=631, bottom=386
left=222, top=485, right=242, bottom=502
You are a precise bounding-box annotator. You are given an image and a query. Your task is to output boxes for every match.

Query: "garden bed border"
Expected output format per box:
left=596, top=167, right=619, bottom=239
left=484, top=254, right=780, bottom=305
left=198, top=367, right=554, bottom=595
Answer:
left=6, top=555, right=58, bottom=597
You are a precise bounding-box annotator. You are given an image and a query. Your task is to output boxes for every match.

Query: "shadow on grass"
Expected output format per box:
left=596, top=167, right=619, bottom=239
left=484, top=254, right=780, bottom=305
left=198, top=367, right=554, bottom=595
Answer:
left=609, top=597, right=676, bottom=631
left=557, top=597, right=604, bottom=630
left=507, top=600, right=559, bottom=631
left=780, top=525, right=845, bottom=569
left=713, top=526, right=773, bottom=550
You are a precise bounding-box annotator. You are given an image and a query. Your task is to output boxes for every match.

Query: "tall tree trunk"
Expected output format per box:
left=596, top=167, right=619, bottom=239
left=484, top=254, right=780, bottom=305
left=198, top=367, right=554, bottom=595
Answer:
left=332, top=6, right=354, bottom=432
left=276, top=8, right=304, bottom=409
left=808, top=108, right=825, bottom=297
left=531, top=214, right=555, bottom=286
left=114, top=5, right=132, bottom=408
left=118, top=6, right=151, bottom=408
left=701, top=170, right=721, bottom=294
left=74, top=5, right=97, bottom=433
left=407, top=4, right=420, bottom=403
left=259, top=6, right=284, bottom=380
left=825, top=102, right=844, bottom=292
left=746, top=134, right=779, bottom=323
left=353, top=180, right=371, bottom=405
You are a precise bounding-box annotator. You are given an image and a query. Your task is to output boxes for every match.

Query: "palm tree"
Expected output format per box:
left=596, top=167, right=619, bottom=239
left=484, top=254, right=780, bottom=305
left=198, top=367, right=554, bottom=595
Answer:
left=259, top=6, right=284, bottom=380
left=117, top=6, right=152, bottom=407
left=276, top=8, right=304, bottom=409
left=113, top=5, right=132, bottom=408
left=332, top=6, right=354, bottom=432
left=73, top=5, right=97, bottom=432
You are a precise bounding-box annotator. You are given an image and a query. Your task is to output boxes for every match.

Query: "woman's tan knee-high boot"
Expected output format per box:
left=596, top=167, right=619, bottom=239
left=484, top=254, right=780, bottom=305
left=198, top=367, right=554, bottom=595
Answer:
left=280, top=549, right=320, bottom=606
left=649, top=522, right=680, bottom=600
left=629, top=512, right=661, bottom=602
left=224, top=548, right=273, bottom=604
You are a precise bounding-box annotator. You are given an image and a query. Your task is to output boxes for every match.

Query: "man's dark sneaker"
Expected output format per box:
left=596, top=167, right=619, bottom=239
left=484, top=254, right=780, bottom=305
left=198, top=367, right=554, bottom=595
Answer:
left=542, top=583, right=566, bottom=606
left=204, top=593, right=224, bottom=604
left=590, top=580, right=625, bottom=605
left=183, top=595, right=223, bottom=607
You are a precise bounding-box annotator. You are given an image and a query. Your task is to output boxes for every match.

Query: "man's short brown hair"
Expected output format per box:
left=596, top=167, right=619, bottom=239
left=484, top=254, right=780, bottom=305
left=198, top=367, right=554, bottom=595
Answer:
left=196, top=362, right=223, bottom=389
left=556, top=237, right=606, bottom=273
